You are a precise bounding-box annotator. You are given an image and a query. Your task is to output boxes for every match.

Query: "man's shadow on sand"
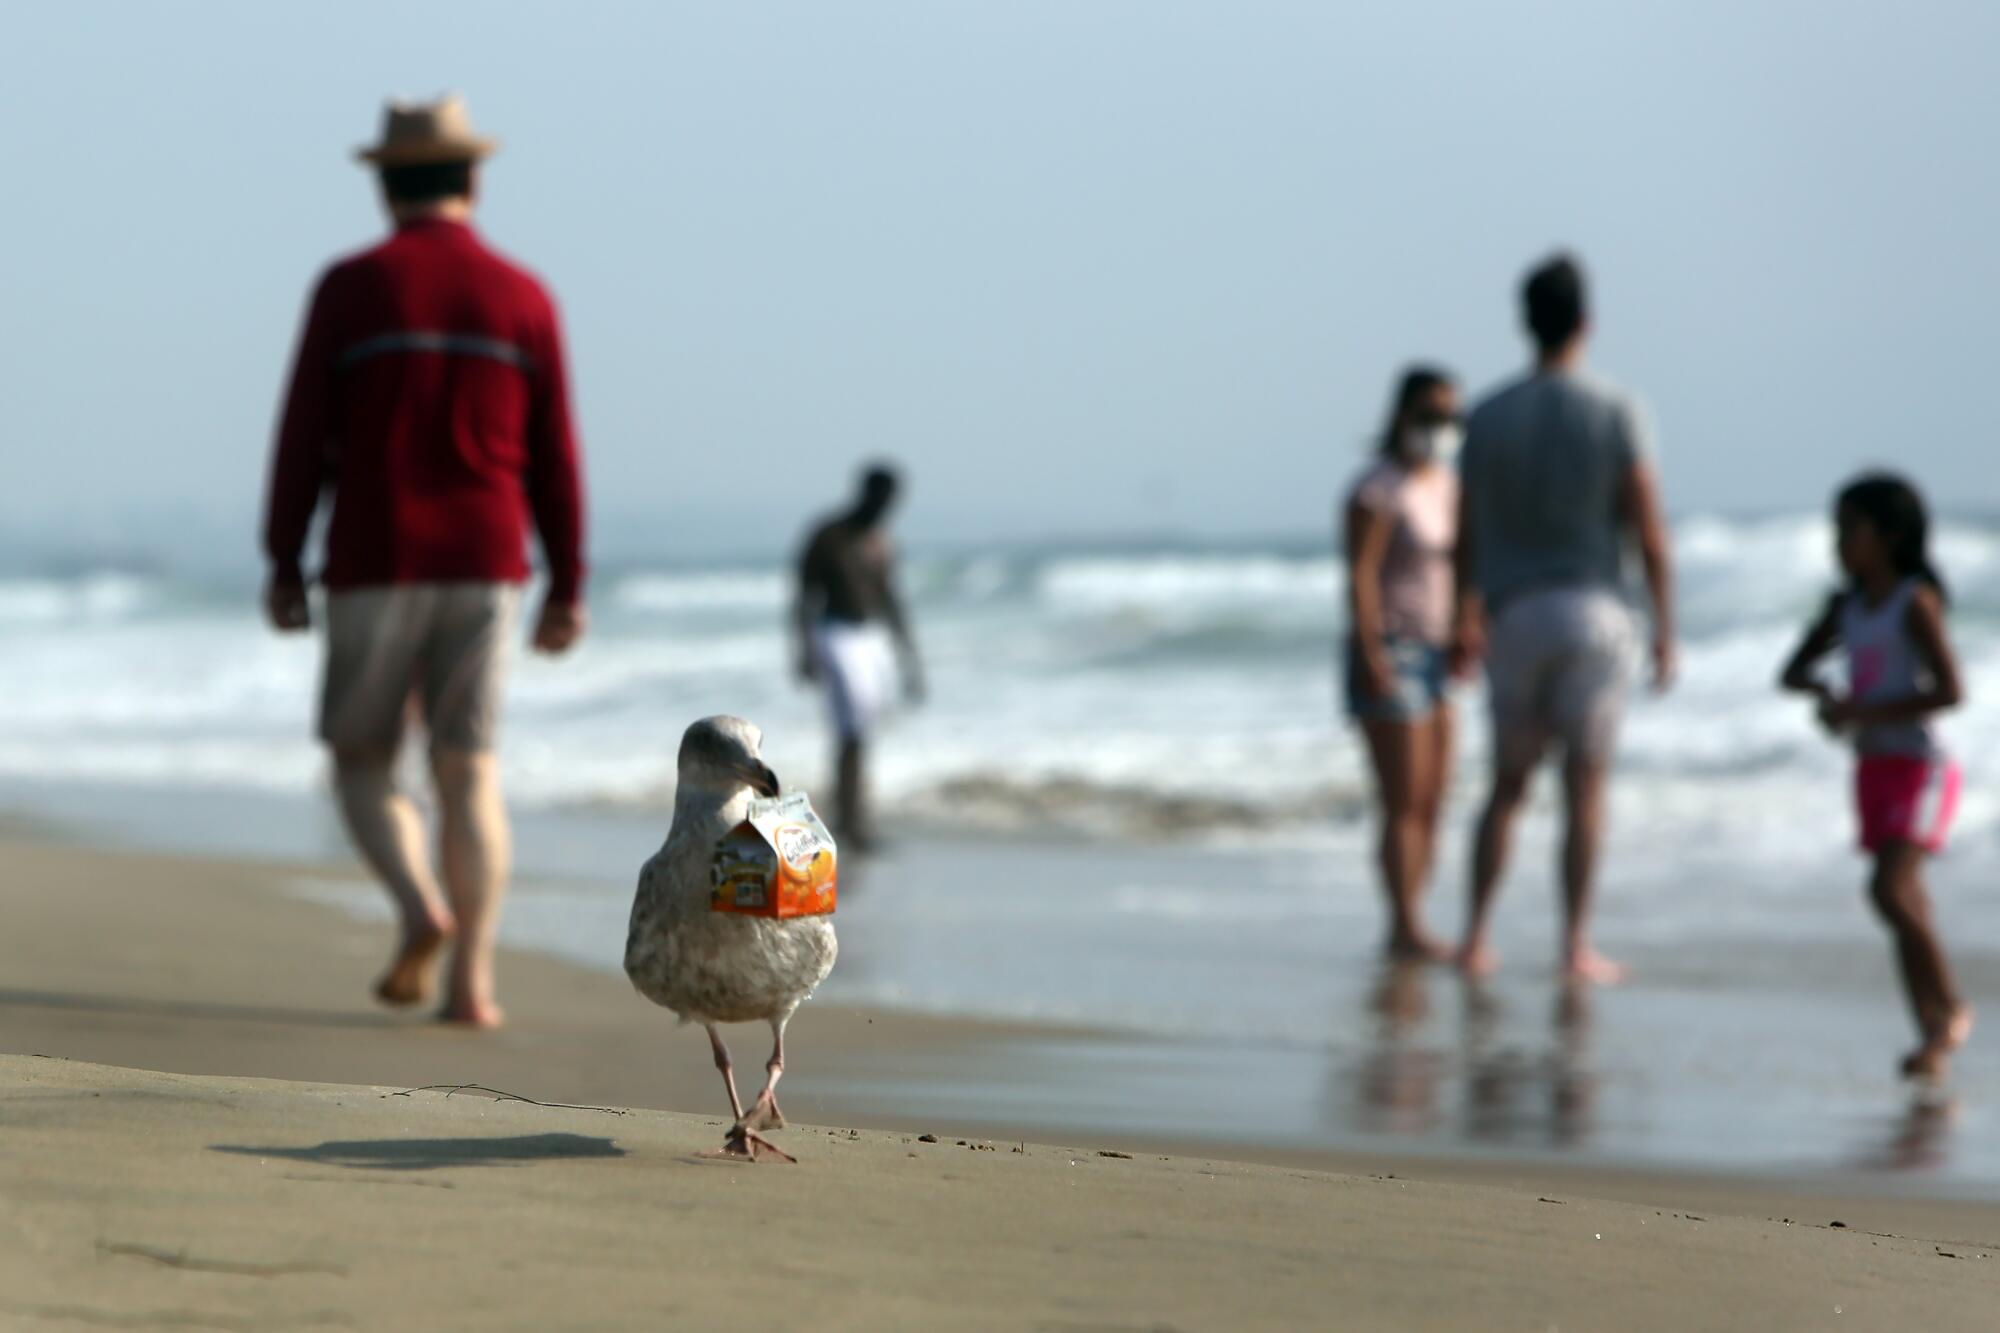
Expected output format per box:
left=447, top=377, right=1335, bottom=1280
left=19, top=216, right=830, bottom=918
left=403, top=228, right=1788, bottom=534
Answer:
left=212, top=1133, right=625, bottom=1172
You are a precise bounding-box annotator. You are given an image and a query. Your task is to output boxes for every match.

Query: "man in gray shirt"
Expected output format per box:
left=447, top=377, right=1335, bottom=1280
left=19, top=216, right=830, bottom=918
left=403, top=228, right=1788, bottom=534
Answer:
left=1452, top=254, right=1676, bottom=984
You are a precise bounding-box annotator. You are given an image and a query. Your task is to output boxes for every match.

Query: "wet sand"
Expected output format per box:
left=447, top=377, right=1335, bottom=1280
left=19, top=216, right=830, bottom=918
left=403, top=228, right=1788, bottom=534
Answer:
left=5, top=834, right=2000, bottom=1327
left=14, top=773, right=2000, bottom=1189
left=0, top=833, right=1046, bottom=1130
left=7, top=1053, right=1999, bottom=1333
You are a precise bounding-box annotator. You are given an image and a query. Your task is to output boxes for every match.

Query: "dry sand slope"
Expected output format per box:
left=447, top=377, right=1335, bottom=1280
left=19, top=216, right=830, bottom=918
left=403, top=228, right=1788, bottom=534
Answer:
left=2, top=1055, right=1998, bottom=1333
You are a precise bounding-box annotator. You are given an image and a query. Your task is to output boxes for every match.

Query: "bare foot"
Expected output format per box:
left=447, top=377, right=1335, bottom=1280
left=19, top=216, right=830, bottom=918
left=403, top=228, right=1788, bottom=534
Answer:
left=1387, top=931, right=1454, bottom=964
left=1944, top=1003, right=1975, bottom=1050
left=373, top=918, right=454, bottom=1008
left=437, top=998, right=505, bottom=1030
left=1457, top=943, right=1500, bottom=979
left=1901, top=1047, right=1945, bottom=1079
left=1562, top=949, right=1629, bottom=986
left=1902, top=1004, right=1974, bottom=1080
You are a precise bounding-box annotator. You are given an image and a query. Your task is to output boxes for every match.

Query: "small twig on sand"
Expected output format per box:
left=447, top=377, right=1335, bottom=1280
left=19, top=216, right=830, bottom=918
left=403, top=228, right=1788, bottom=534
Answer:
left=99, top=1240, right=348, bottom=1278
left=389, top=1084, right=628, bottom=1116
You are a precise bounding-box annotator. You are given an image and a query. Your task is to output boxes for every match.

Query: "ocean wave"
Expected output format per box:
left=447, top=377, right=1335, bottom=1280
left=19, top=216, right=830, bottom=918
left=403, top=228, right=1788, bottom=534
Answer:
left=897, top=772, right=1372, bottom=835
left=608, top=569, right=786, bottom=615
left=555, top=767, right=1374, bottom=837
left=5, top=514, right=2000, bottom=850
left=1676, top=514, right=2000, bottom=626
left=0, top=573, right=161, bottom=624
left=1035, top=553, right=1340, bottom=610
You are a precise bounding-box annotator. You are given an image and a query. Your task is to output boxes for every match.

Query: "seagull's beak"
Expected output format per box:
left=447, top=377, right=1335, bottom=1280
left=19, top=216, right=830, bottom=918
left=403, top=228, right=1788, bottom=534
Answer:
left=744, top=762, right=781, bottom=798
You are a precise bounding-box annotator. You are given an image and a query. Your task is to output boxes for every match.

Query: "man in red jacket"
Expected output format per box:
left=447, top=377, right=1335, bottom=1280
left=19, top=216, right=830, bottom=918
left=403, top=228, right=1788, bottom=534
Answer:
left=261, top=96, right=587, bottom=1028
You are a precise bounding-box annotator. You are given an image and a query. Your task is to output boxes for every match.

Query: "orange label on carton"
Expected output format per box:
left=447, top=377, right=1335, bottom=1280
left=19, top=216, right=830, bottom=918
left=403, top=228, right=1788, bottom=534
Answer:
left=709, top=791, right=837, bottom=918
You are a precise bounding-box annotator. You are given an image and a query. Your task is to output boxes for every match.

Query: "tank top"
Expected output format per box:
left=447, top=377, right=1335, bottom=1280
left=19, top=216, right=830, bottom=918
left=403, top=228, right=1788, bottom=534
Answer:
left=1839, top=579, right=1939, bottom=757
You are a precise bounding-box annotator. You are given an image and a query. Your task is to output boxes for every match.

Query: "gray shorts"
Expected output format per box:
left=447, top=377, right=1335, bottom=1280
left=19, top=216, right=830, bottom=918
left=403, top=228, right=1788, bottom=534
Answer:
left=319, top=583, right=522, bottom=753
left=1485, top=586, right=1637, bottom=770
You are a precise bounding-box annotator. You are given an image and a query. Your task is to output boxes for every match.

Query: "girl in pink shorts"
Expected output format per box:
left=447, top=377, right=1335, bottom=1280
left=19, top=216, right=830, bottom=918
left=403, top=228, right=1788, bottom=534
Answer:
left=1780, top=473, right=1971, bottom=1078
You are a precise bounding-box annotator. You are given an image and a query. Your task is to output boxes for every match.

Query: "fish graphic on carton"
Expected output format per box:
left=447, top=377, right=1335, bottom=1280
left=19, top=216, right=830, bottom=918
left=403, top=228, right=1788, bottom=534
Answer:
left=710, top=791, right=838, bottom=918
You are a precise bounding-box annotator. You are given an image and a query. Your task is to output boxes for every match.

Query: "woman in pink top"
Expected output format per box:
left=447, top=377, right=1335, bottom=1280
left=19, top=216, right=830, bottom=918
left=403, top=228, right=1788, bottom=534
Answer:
left=1343, top=366, right=1462, bottom=960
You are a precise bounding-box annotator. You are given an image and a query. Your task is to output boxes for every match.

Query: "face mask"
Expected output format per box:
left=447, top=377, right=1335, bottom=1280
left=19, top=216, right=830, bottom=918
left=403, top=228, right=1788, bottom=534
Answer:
left=1402, top=422, right=1462, bottom=466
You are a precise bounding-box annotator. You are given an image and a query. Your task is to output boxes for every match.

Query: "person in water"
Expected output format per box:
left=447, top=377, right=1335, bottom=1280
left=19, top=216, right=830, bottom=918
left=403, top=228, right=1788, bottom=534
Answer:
left=1342, top=366, right=1462, bottom=960
left=1780, top=473, right=1972, bottom=1079
left=794, top=464, right=925, bottom=849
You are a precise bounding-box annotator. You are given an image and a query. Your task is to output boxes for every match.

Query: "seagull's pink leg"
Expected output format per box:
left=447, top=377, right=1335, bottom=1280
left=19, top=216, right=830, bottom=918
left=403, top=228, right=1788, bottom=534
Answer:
left=702, top=1022, right=796, bottom=1162
left=741, top=1017, right=788, bottom=1131
left=707, top=1024, right=746, bottom=1121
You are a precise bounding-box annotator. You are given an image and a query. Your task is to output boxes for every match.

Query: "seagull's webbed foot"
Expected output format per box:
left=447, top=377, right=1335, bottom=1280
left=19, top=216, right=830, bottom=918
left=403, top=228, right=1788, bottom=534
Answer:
left=740, top=1089, right=786, bottom=1132
left=702, top=1123, right=797, bottom=1164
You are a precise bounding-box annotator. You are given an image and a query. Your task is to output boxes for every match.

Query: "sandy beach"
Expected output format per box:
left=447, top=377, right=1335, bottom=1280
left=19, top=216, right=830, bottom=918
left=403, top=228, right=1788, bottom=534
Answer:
left=7, top=1052, right=1998, bottom=1333
left=4, top=832, right=2000, bottom=1329
left=0, top=830, right=1011, bottom=1124
left=13, top=774, right=2000, bottom=1188
left=6, top=0, right=1997, bottom=1323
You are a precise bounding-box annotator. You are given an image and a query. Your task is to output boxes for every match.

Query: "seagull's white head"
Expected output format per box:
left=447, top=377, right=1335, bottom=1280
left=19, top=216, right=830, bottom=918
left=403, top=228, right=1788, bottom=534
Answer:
left=677, top=715, right=780, bottom=799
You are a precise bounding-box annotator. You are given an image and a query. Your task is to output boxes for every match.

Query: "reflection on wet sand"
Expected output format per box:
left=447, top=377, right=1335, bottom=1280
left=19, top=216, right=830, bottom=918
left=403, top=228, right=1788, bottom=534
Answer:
left=1329, top=963, right=1985, bottom=1178
left=1340, top=966, right=1600, bottom=1150
left=1352, top=962, right=1442, bottom=1136
left=1855, top=1090, right=1959, bottom=1173
left=1459, top=980, right=1598, bottom=1149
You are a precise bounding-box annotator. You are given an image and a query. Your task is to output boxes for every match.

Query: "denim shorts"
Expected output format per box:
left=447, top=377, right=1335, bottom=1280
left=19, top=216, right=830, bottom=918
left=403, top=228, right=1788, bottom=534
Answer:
left=1345, top=635, right=1449, bottom=722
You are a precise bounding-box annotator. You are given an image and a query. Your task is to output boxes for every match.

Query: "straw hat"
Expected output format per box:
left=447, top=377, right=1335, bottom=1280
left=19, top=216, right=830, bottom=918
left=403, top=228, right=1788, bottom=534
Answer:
left=354, top=94, right=499, bottom=166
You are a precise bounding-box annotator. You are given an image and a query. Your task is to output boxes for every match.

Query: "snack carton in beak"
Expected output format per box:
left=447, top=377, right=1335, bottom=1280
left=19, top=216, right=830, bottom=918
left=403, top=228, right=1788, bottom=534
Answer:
left=709, top=791, right=837, bottom=918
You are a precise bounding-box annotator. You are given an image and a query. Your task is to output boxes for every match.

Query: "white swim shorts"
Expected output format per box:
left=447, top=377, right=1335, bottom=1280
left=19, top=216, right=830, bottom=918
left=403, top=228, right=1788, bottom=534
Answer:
left=1484, top=586, right=1638, bottom=771
left=813, top=618, right=898, bottom=743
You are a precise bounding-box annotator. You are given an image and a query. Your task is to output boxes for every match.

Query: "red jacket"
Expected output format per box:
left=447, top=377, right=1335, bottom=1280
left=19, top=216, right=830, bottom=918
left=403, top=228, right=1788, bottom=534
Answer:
left=263, top=218, right=586, bottom=603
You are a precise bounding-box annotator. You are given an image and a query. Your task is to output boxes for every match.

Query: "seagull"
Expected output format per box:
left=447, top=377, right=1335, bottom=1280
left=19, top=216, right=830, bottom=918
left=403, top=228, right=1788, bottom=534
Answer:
left=625, top=716, right=838, bottom=1161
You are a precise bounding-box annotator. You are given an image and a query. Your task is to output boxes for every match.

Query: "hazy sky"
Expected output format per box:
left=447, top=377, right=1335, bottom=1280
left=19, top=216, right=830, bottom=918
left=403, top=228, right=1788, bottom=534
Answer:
left=2, top=1, right=1996, bottom=564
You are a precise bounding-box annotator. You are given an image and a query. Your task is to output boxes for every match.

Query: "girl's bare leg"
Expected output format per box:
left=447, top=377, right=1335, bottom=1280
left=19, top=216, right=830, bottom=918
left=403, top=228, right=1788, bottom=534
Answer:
left=1412, top=701, right=1455, bottom=897
left=1361, top=713, right=1451, bottom=961
left=1869, top=840, right=1972, bottom=1077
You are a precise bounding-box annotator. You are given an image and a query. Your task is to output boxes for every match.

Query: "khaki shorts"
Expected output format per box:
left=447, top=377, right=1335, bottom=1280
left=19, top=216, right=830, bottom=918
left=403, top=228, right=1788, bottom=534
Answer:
left=319, top=583, right=522, bottom=753
left=1485, top=586, right=1637, bottom=771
